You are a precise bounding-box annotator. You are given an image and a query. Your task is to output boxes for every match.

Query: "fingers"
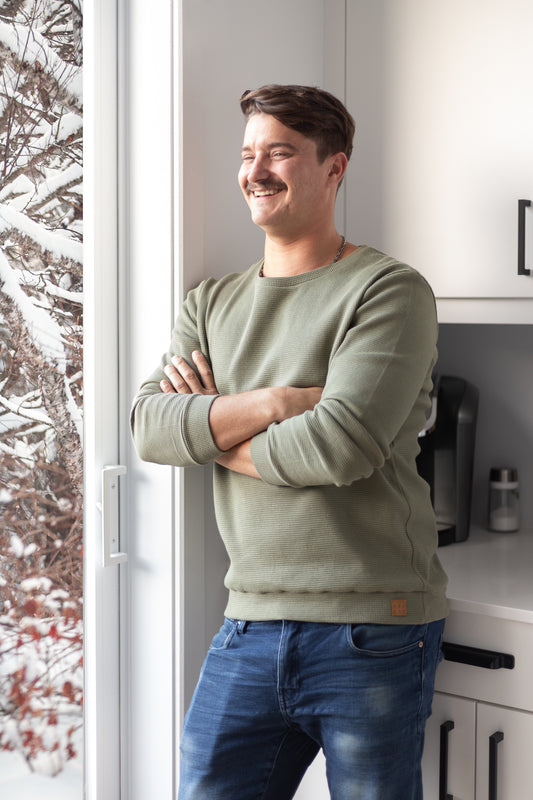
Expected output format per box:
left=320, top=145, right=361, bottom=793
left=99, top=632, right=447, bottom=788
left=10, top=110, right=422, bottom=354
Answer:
left=162, top=351, right=218, bottom=395
left=191, top=350, right=218, bottom=394
left=160, top=379, right=175, bottom=393
left=163, top=358, right=197, bottom=394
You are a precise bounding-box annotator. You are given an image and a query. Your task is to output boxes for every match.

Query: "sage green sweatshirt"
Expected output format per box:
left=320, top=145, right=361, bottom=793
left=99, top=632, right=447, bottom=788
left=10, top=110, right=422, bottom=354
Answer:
left=131, top=246, right=448, bottom=624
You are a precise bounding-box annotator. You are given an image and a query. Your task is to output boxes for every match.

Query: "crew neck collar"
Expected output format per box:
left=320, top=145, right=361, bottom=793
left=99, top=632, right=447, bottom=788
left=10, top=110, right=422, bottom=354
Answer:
left=256, top=246, right=365, bottom=285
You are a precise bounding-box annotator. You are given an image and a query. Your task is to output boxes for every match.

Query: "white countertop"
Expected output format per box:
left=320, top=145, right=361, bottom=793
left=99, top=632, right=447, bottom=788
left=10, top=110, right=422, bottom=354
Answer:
left=438, top=527, right=533, bottom=624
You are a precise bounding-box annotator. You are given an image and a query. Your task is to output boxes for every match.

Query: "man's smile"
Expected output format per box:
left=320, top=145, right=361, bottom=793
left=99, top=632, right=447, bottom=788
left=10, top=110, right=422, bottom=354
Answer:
left=253, top=189, right=280, bottom=197
left=246, top=182, right=286, bottom=198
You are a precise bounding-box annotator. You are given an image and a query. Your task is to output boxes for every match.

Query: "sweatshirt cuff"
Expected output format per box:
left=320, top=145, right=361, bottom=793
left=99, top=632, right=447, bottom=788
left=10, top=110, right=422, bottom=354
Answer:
left=250, top=429, right=288, bottom=486
left=178, top=393, right=225, bottom=464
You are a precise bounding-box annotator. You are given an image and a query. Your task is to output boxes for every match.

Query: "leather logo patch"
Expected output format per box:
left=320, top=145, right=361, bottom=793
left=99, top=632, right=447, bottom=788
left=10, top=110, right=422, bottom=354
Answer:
left=391, top=599, right=408, bottom=617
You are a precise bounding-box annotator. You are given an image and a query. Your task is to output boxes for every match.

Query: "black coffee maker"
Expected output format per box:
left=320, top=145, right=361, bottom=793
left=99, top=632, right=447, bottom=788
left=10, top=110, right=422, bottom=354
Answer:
left=417, top=375, right=479, bottom=546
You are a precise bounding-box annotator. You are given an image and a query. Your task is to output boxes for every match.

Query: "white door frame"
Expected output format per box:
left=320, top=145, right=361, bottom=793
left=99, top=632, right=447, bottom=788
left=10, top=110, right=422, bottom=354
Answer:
left=85, top=0, right=180, bottom=796
left=117, top=0, right=179, bottom=797
left=84, top=0, right=123, bottom=796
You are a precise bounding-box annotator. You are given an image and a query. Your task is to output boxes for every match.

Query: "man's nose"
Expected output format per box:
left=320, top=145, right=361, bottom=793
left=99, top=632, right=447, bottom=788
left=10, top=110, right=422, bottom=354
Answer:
left=246, top=155, right=270, bottom=183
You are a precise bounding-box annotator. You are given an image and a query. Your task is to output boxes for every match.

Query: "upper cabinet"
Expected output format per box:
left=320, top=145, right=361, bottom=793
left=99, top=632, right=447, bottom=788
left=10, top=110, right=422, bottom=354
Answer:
left=341, top=0, right=533, bottom=319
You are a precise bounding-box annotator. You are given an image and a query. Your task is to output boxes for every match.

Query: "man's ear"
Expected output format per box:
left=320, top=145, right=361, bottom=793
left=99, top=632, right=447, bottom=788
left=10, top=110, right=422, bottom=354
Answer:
left=328, top=152, right=348, bottom=185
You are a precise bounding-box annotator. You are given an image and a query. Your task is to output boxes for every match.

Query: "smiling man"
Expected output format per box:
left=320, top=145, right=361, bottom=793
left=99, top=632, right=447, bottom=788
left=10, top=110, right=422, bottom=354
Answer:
left=131, top=84, right=448, bottom=800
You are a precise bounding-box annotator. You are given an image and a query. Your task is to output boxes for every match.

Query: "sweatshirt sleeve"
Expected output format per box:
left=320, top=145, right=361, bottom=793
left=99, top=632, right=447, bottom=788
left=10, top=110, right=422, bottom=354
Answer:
left=130, top=283, right=225, bottom=468
left=250, top=269, right=438, bottom=487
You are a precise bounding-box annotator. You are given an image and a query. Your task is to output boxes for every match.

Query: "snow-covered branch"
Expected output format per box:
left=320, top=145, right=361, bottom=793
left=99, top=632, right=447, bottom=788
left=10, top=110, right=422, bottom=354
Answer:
left=0, top=246, right=68, bottom=368
left=0, top=19, right=82, bottom=108
left=0, top=202, right=82, bottom=263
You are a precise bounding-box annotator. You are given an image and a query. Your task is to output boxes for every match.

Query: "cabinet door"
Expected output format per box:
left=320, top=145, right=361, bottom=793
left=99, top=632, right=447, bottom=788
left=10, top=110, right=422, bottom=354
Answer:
left=476, top=704, right=533, bottom=800
left=422, top=693, right=476, bottom=800
left=345, top=0, right=533, bottom=299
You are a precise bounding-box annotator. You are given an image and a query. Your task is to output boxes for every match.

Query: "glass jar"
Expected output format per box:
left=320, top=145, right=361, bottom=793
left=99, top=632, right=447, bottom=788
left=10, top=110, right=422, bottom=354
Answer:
left=488, top=467, right=520, bottom=532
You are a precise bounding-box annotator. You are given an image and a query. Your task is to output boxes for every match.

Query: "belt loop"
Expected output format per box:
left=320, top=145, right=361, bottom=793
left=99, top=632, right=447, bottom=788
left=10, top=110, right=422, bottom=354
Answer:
left=237, top=620, right=249, bottom=634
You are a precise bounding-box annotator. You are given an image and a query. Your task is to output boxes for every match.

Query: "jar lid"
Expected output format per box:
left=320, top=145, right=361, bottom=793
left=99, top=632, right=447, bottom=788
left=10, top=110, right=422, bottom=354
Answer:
left=490, top=467, right=518, bottom=482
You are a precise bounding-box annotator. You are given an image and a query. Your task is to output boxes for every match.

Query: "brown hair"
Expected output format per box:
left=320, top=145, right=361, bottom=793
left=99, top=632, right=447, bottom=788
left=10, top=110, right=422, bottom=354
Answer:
left=240, top=84, right=355, bottom=163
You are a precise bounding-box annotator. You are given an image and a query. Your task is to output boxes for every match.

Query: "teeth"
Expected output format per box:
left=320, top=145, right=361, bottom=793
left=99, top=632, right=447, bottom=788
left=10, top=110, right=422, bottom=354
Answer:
left=253, top=189, right=279, bottom=197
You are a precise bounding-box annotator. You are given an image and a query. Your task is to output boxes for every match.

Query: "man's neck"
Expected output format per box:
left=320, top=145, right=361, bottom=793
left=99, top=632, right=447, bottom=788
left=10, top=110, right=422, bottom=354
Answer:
left=262, top=230, right=348, bottom=278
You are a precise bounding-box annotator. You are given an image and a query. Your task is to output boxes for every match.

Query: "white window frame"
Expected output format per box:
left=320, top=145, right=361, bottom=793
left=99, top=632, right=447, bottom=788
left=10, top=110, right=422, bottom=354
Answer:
left=84, top=0, right=123, bottom=796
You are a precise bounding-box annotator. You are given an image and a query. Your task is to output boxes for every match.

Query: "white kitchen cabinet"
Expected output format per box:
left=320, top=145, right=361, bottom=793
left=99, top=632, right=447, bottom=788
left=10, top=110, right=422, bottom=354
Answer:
left=343, top=0, right=533, bottom=315
left=422, top=693, right=476, bottom=800
left=423, top=694, right=533, bottom=800
left=477, top=704, right=533, bottom=800
left=422, top=529, right=533, bottom=799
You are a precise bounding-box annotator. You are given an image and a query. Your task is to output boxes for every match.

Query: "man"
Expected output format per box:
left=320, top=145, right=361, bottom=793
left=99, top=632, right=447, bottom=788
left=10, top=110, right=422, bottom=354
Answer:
left=131, top=84, right=448, bottom=800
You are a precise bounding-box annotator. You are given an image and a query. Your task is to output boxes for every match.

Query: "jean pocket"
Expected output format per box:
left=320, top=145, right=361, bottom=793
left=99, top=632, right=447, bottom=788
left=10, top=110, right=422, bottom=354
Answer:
left=209, top=618, right=239, bottom=651
left=345, top=622, right=427, bottom=657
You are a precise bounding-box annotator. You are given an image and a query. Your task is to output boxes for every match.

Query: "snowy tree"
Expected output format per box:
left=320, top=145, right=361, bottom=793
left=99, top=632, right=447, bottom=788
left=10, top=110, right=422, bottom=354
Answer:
left=0, top=0, right=83, bottom=776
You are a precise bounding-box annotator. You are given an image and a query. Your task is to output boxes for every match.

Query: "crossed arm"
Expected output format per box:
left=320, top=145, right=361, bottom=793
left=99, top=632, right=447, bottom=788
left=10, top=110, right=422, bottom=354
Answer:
left=160, top=350, right=322, bottom=478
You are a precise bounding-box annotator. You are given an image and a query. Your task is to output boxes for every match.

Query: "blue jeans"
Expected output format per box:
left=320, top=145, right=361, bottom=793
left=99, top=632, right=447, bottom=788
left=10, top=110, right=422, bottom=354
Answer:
left=178, top=618, right=445, bottom=800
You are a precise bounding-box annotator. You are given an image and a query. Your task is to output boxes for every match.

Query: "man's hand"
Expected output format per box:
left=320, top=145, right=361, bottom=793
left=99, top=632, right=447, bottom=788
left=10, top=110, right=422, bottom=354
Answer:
left=160, top=351, right=218, bottom=395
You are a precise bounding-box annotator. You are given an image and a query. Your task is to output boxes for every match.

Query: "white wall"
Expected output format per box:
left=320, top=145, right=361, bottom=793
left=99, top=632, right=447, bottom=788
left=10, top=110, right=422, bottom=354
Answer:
left=180, top=3, right=338, bottom=797
left=180, top=0, right=341, bottom=689
left=182, top=0, right=328, bottom=286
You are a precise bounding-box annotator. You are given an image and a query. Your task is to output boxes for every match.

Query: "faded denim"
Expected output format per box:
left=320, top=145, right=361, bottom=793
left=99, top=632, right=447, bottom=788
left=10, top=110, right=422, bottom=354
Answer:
left=178, top=617, right=445, bottom=800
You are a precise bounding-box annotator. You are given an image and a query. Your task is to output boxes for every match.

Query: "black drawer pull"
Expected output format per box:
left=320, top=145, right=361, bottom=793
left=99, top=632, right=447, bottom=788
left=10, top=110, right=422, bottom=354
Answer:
left=439, top=720, right=454, bottom=800
left=489, top=731, right=504, bottom=800
left=442, top=642, right=515, bottom=670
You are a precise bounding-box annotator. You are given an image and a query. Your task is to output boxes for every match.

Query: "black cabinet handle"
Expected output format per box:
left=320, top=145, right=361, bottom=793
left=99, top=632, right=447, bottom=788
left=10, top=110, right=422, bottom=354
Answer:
left=439, top=720, right=454, bottom=800
left=489, top=731, right=504, bottom=800
left=442, top=642, right=515, bottom=670
left=518, top=199, right=531, bottom=276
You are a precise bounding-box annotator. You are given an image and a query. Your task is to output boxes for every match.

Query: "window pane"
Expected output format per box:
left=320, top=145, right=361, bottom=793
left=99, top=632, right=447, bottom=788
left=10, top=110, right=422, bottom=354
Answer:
left=0, top=1, right=83, bottom=796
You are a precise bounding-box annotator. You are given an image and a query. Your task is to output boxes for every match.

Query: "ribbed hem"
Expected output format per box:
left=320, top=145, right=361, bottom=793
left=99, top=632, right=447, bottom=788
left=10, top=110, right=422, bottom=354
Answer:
left=225, top=590, right=449, bottom=625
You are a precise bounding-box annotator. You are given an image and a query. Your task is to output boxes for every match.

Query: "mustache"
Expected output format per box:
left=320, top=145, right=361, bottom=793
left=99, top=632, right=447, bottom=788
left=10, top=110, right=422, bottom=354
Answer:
left=246, top=180, right=287, bottom=194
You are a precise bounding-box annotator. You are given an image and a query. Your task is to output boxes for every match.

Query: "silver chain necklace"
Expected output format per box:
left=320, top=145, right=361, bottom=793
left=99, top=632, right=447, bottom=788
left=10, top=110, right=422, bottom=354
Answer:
left=259, top=236, right=346, bottom=278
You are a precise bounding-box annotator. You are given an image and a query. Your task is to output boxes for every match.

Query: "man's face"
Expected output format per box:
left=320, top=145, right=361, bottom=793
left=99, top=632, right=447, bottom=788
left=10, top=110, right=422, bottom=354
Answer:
left=238, top=113, right=335, bottom=238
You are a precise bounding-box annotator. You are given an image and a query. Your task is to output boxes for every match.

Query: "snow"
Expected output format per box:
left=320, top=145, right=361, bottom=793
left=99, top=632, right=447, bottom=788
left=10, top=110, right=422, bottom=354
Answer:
left=0, top=413, right=39, bottom=434
left=8, top=535, right=23, bottom=558
left=20, top=577, right=53, bottom=593
left=0, top=174, right=35, bottom=203
left=0, top=610, right=84, bottom=784
left=0, top=746, right=83, bottom=799
left=10, top=536, right=38, bottom=559
left=64, top=376, right=83, bottom=440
